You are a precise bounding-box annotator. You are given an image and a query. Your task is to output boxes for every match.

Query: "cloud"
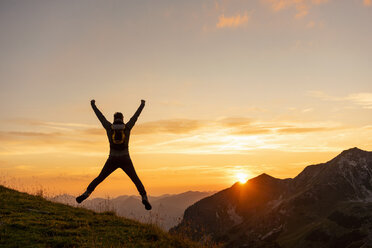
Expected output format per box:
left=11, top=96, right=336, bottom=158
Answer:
left=1, top=117, right=347, bottom=142
left=308, top=90, right=342, bottom=101
left=230, top=123, right=341, bottom=135
left=307, top=21, right=316, bottom=28
left=0, top=131, right=63, bottom=143
left=362, top=125, right=372, bottom=130
left=309, top=91, right=372, bottom=109
left=0, top=128, right=107, bottom=156
left=2, top=118, right=205, bottom=137
left=141, top=164, right=263, bottom=180
left=218, top=117, right=253, bottom=127
left=347, top=93, right=372, bottom=109
left=17, top=117, right=337, bottom=138
left=229, top=127, right=271, bottom=135
left=276, top=127, right=337, bottom=133
left=92, top=117, right=342, bottom=137
left=3, top=131, right=61, bottom=137
left=306, top=20, right=324, bottom=29
left=216, top=13, right=249, bottom=28
left=364, top=0, right=372, bottom=6
left=3, top=119, right=96, bottom=131
left=0, top=116, right=351, bottom=156
left=221, top=120, right=270, bottom=135
left=210, top=117, right=342, bottom=137
left=263, top=0, right=329, bottom=18
left=135, top=119, right=204, bottom=135
left=82, top=128, right=105, bottom=136
left=215, top=117, right=270, bottom=135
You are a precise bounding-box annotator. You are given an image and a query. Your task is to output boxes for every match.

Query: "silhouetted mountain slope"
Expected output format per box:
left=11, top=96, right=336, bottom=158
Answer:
left=172, top=148, right=372, bottom=248
left=0, top=185, right=213, bottom=248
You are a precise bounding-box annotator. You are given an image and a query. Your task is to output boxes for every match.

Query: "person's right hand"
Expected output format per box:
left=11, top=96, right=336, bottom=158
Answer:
left=91, top=99, right=96, bottom=105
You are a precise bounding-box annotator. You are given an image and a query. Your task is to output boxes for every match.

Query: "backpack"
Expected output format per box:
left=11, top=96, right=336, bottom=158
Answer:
left=111, top=124, right=125, bottom=144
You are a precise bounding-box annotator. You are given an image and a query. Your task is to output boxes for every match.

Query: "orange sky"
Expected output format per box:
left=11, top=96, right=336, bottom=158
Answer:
left=0, top=0, right=371, bottom=197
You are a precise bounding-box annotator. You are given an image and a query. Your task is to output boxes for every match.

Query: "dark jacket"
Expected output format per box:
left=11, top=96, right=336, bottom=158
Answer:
left=91, top=102, right=145, bottom=152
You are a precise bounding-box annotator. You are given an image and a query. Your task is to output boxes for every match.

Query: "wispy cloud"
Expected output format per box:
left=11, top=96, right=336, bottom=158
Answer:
left=347, top=93, right=372, bottom=109
left=0, top=116, right=350, bottom=156
left=135, top=119, right=204, bottom=135
left=263, top=0, right=329, bottom=18
left=307, top=21, right=316, bottom=28
left=141, top=164, right=263, bottom=180
left=308, top=90, right=342, bottom=101
left=3, top=119, right=96, bottom=131
left=216, top=13, right=249, bottom=28
left=1, top=131, right=61, bottom=138
left=277, top=127, right=337, bottom=133
left=309, top=91, right=372, bottom=109
left=306, top=20, right=324, bottom=29
left=218, top=117, right=340, bottom=135
left=0, top=126, right=106, bottom=156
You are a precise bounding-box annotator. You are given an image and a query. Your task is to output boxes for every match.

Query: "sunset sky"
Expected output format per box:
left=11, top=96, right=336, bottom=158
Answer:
left=1, top=0, right=372, bottom=197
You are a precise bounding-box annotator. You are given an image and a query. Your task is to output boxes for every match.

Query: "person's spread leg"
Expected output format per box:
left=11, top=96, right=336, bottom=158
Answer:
left=120, top=156, right=152, bottom=210
left=76, top=157, right=117, bottom=203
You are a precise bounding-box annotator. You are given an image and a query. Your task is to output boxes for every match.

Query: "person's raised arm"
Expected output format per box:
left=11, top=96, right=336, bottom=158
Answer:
left=126, top=100, right=145, bottom=129
left=91, top=100, right=111, bottom=129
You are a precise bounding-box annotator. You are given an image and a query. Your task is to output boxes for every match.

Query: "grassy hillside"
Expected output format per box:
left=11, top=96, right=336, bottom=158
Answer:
left=0, top=185, right=215, bottom=248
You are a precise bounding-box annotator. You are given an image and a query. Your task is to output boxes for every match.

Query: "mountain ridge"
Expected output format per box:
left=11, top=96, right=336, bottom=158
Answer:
left=172, top=147, right=372, bottom=248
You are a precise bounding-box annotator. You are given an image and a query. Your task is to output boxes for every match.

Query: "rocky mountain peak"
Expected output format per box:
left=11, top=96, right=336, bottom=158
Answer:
left=334, top=147, right=369, bottom=161
left=247, top=173, right=280, bottom=185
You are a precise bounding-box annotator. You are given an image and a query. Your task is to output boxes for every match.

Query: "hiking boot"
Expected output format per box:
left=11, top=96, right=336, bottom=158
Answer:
left=76, top=190, right=91, bottom=204
left=141, top=194, right=152, bottom=210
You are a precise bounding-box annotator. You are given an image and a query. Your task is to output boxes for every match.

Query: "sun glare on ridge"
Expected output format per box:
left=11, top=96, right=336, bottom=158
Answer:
left=235, top=172, right=248, bottom=184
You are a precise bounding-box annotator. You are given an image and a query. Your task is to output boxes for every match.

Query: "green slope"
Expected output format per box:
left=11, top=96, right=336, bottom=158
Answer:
left=0, top=185, right=212, bottom=248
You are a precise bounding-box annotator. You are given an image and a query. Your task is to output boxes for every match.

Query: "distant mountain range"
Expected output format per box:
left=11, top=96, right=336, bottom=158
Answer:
left=50, top=190, right=214, bottom=230
left=172, top=148, right=372, bottom=248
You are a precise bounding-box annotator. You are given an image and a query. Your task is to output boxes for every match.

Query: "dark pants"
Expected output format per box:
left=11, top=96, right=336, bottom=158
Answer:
left=87, top=155, right=146, bottom=196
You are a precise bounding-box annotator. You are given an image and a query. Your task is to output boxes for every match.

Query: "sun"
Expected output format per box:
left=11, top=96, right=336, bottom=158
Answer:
left=235, top=172, right=248, bottom=184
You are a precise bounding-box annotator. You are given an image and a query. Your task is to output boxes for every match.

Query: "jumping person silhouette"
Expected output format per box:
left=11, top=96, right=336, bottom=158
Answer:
left=76, top=99, right=152, bottom=210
